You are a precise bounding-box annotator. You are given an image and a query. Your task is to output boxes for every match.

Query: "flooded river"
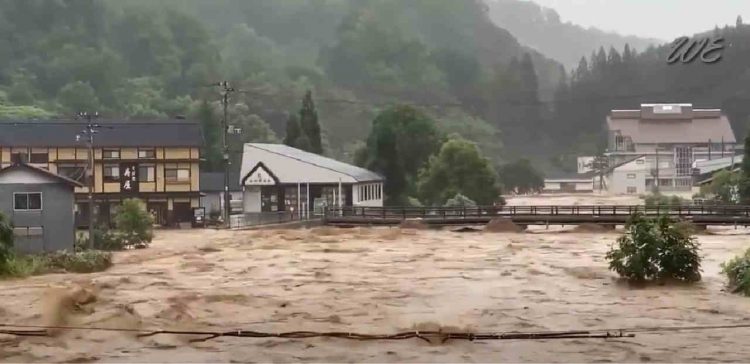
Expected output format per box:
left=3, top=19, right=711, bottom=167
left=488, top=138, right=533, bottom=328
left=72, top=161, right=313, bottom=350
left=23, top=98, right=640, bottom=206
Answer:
left=2, top=195, right=750, bottom=362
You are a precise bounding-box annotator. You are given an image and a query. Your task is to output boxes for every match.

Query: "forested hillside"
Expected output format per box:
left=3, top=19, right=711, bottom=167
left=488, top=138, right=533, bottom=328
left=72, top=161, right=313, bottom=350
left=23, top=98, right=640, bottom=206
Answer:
left=486, top=0, right=659, bottom=69
left=548, top=18, right=750, bottom=172
left=0, top=0, right=565, bottom=170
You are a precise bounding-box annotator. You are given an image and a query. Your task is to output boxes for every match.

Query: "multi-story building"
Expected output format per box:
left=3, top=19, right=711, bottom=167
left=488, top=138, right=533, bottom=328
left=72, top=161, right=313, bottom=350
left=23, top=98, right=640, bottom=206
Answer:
left=605, top=103, right=738, bottom=194
left=0, top=120, right=203, bottom=226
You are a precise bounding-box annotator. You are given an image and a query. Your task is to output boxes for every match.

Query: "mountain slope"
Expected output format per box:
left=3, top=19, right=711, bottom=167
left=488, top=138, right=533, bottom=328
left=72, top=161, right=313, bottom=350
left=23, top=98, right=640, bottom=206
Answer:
left=486, top=0, right=660, bottom=69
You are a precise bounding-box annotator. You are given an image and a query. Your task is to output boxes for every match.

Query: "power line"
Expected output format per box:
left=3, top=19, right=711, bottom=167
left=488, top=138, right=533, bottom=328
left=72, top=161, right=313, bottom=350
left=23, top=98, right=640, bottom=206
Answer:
left=6, top=321, right=750, bottom=344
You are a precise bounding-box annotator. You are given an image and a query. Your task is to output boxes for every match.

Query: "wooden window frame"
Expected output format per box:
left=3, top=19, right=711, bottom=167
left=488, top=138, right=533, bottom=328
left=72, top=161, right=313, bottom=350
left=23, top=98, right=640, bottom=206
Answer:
left=138, top=148, right=156, bottom=159
left=138, top=164, right=155, bottom=182
left=13, top=192, right=43, bottom=211
left=103, top=164, right=120, bottom=182
left=102, top=149, right=121, bottom=160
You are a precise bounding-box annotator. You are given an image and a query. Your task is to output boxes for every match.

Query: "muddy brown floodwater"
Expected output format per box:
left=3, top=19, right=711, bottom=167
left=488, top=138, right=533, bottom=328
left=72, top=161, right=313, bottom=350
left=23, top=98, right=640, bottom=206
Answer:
left=2, top=198, right=750, bottom=362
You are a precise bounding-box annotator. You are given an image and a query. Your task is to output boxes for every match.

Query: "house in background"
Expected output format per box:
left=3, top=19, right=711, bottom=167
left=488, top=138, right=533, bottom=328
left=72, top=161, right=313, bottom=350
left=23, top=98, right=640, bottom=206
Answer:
left=199, top=170, right=243, bottom=217
left=543, top=171, right=596, bottom=193
left=0, top=163, right=81, bottom=254
left=238, top=143, right=384, bottom=218
left=605, top=103, right=739, bottom=194
left=0, top=120, right=203, bottom=227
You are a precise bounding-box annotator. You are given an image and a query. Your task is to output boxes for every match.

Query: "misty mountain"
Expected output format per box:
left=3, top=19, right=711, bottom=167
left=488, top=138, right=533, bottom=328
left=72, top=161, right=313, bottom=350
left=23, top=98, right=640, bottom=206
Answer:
left=486, top=0, right=661, bottom=69
left=0, top=0, right=566, bottom=168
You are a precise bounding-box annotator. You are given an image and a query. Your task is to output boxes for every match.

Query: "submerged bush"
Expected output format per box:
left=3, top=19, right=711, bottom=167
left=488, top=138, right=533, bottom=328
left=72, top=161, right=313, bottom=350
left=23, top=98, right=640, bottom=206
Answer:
left=0, top=213, right=13, bottom=275
left=114, top=199, right=154, bottom=248
left=722, top=248, right=750, bottom=296
left=444, top=193, right=477, bottom=207
left=606, top=213, right=701, bottom=283
left=45, top=250, right=113, bottom=273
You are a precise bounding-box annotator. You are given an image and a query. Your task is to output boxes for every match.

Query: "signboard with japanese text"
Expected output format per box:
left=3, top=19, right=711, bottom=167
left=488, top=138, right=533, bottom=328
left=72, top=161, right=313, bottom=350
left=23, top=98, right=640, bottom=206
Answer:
left=120, top=163, right=139, bottom=193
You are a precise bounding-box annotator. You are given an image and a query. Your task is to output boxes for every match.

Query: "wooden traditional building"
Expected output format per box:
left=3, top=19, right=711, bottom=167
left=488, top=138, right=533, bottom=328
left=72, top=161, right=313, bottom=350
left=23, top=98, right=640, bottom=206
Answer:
left=0, top=120, right=203, bottom=227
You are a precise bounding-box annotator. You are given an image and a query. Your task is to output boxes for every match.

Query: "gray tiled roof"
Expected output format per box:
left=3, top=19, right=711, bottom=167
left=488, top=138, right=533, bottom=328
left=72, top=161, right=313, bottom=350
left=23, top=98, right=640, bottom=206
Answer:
left=0, top=120, right=203, bottom=147
left=245, top=143, right=384, bottom=182
left=0, top=163, right=83, bottom=187
left=607, top=105, right=736, bottom=144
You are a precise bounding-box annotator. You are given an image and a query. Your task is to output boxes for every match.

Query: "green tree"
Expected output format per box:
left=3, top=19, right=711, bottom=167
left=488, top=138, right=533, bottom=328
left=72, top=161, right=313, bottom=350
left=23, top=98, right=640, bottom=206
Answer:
left=417, top=137, right=500, bottom=205
left=298, top=90, right=323, bottom=154
left=284, top=113, right=302, bottom=148
left=498, top=159, right=544, bottom=194
left=57, top=81, right=100, bottom=113
left=701, top=169, right=740, bottom=204
left=358, top=105, right=443, bottom=204
left=114, top=199, right=154, bottom=248
left=741, top=134, right=750, bottom=203
left=0, top=213, right=13, bottom=275
left=195, top=100, right=222, bottom=171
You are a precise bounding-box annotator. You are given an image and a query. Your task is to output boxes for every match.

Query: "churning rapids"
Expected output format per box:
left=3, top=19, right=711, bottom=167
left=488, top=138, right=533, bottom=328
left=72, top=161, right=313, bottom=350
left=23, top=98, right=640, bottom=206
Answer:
left=2, top=195, right=750, bottom=362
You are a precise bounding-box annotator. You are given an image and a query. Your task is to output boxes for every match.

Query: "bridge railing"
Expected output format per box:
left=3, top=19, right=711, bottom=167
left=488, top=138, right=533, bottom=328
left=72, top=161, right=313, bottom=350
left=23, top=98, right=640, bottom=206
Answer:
left=324, top=205, right=750, bottom=219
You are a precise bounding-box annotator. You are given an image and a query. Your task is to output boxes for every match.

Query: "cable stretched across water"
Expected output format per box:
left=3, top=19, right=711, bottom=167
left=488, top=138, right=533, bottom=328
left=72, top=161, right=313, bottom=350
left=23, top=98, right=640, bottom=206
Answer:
left=4, top=322, right=750, bottom=344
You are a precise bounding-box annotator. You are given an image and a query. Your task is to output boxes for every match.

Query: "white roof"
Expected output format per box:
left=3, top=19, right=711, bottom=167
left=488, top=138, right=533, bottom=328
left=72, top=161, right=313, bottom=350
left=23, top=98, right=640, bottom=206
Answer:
left=239, top=143, right=383, bottom=185
left=693, top=155, right=743, bottom=174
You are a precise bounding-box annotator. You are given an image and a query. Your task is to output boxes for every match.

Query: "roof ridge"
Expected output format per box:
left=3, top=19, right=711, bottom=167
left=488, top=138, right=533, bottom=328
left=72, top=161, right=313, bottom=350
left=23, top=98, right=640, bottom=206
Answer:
left=0, top=163, right=83, bottom=187
left=246, top=144, right=362, bottom=180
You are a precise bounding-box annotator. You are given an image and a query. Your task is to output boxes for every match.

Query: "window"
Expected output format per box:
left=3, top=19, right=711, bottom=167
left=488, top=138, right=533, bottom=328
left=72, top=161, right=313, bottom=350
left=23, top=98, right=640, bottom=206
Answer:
left=14, top=192, right=42, bottom=211
left=103, top=164, right=120, bottom=182
left=138, top=148, right=155, bottom=159
left=30, top=149, right=48, bottom=163
left=627, top=173, right=636, bottom=179
left=11, top=149, right=29, bottom=163
left=626, top=187, right=637, bottom=194
left=102, top=149, right=120, bottom=159
left=165, top=167, right=190, bottom=182
left=138, top=164, right=155, bottom=182
left=636, top=159, right=645, bottom=165
left=58, top=164, right=87, bottom=184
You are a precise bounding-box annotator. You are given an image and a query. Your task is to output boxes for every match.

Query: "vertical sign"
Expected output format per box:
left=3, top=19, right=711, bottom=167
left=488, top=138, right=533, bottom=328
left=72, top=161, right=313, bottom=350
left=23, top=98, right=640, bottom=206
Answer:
left=120, top=163, right=139, bottom=193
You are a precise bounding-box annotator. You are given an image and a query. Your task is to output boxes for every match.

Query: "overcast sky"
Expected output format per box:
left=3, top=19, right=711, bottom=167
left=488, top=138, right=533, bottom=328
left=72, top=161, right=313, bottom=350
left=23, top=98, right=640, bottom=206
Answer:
left=529, top=0, right=750, bottom=41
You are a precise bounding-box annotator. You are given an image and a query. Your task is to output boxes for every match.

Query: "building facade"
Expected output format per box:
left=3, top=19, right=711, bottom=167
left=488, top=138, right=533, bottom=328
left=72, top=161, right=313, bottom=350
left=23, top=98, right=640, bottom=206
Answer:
left=239, top=143, right=384, bottom=217
left=605, top=103, right=738, bottom=194
left=0, top=121, right=203, bottom=226
left=0, top=163, right=81, bottom=253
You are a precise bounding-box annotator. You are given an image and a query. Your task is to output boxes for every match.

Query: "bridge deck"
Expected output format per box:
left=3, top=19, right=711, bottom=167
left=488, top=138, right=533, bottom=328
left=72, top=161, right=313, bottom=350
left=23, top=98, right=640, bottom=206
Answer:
left=323, top=205, right=750, bottom=227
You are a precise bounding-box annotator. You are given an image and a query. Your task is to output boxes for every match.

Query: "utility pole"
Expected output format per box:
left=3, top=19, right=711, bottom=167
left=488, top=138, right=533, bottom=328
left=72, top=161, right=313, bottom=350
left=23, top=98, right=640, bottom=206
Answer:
left=76, top=112, right=99, bottom=249
left=215, top=81, right=235, bottom=227
left=655, top=148, right=660, bottom=194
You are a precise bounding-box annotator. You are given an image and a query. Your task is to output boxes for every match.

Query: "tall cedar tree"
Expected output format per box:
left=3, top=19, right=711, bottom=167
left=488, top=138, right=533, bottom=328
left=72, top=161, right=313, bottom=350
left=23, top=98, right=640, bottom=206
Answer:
left=740, top=134, right=750, bottom=203
left=299, top=90, right=323, bottom=154
left=283, top=113, right=302, bottom=148
left=196, top=100, right=223, bottom=172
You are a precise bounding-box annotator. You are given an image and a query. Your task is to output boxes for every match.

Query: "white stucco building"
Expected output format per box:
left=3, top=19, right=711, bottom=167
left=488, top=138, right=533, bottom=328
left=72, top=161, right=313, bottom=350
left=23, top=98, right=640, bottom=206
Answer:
left=238, top=143, right=384, bottom=216
left=605, top=103, right=739, bottom=194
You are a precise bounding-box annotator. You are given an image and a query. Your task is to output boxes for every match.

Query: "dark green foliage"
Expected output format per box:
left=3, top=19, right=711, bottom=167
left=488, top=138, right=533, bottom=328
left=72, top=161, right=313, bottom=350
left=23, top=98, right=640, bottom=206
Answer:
left=299, top=90, right=323, bottom=154
left=606, top=214, right=702, bottom=283
left=700, top=170, right=740, bottom=204
left=114, top=199, right=154, bottom=249
left=196, top=100, right=223, bottom=172
left=45, top=250, right=113, bottom=274
left=444, top=193, right=477, bottom=207
left=644, top=193, right=687, bottom=207
left=358, top=105, right=443, bottom=204
left=498, top=159, right=544, bottom=194
left=0, top=213, right=14, bottom=275
left=284, top=114, right=302, bottom=148
left=722, top=248, right=750, bottom=296
left=418, top=137, right=500, bottom=205
left=740, top=134, right=750, bottom=204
